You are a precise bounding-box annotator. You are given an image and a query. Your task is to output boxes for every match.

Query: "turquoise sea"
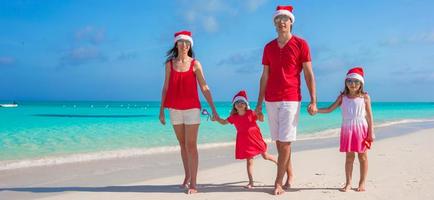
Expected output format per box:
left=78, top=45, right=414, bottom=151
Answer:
left=1, top=101, right=434, bottom=169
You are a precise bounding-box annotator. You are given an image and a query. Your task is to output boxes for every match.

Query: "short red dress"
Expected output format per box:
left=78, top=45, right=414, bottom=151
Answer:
left=227, top=110, right=267, bottom=159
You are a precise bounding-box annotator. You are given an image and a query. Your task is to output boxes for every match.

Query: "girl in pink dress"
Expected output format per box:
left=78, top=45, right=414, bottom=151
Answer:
left=217, top=91, right=277, bottom=189
left=317, top=67, right=374, bottom=192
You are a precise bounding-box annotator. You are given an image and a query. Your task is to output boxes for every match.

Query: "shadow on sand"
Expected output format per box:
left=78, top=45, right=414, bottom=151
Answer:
left=1, top=181, right=340, bottom=194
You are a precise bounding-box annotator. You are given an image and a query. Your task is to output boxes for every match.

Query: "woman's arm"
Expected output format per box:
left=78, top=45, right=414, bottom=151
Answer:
left=159, top=62, right=171, bottom=125
left=364, top=94, right=374, bottom=141
left=194, top=60, right=219, bottom=120
left=317, top=94, right=342, bottom=114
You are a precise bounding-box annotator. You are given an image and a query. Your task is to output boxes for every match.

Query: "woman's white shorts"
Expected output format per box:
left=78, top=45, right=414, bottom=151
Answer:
left=169, top=108, right=201, bottom=125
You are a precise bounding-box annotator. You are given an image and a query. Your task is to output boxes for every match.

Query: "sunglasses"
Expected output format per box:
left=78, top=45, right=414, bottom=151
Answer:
left=234, top=100, right=247, bottom=105
left=274, top=15, right=291, bottom=23
left=176, top=40, right=191, bottom=46
left=345, top=79, right=361, bottom=85
left=201, top=109, right=212, bottom=121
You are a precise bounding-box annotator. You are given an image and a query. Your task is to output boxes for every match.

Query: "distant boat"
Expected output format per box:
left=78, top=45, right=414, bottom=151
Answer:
left=0, top=101, right=18, bottom=108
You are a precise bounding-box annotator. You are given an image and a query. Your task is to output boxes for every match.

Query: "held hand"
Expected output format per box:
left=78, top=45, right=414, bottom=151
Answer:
left=159, top=111, right=166, bottom=125
left=211, top=111, right=219, bottom=122
left=255, top=104, right=263, bottom=115
left=257, top=112, right=265, bottom=122
left=307, top=102, right=318, bottom=116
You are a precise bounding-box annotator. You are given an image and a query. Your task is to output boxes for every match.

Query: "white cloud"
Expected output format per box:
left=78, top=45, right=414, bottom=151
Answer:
left=202, top=16, right=218, bottom=32
left=246, top=0, right=268, bottom=12
left=410, top=31, right=434, bottom=43
left=60, top=46, right=106, bottom=66
left=0, top=56, right=15, bottom=66
left=75, top=26, right=106, bottom=45
left=175, top=0, right=265, bottom=33
left=380, top=31, right=434, bottom=47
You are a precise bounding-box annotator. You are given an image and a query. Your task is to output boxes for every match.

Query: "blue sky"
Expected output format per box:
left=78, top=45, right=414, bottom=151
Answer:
left=1, top=0, right=433, bottom=102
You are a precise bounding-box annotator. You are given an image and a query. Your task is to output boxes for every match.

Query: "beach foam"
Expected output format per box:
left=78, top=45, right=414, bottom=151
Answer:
left=1, top=118, right=433, bottom=171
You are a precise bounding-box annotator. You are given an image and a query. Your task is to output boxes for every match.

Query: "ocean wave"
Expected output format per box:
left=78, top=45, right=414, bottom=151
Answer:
left=0, top=142, right=235, bottom=171
left=1, top=118, right=433, bottom=171
left=297, top=118, right=434, bottom=141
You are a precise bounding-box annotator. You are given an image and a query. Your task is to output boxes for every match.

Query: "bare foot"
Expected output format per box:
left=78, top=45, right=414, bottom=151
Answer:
left=340, top=184, right=351, bottom=192
left=283, top=176, right=293, bottom=190
left=282, top=182, right=291, bottom=190
left=356, top=184, right=366, bottom=192
left=180, top=178, right=190, bottom=189
left=187, top=187, right=198, bottom=194
left=179, top=177, right=190, bottom=189
left=274, top=184, right=285, bottom=195
left=244, top=183, right=254, bottom=189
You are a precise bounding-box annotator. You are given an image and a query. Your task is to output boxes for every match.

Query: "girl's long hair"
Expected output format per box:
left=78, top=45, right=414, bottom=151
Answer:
left=230, top=103, right=250, bottom=116
left=342, top=80, right=367, bottom=97
left=230, top=105, right=238, bottom=116
left=165, top=43, right=195, bottom=63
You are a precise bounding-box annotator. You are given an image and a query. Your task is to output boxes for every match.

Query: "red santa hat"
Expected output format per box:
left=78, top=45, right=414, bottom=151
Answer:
left=174, top=30, right=193, bottom=47
left=232, top=90, right=250, bottom=109
left=273, top=5, right=295, bottom=23
left=346, top=67, right=365, bottom=84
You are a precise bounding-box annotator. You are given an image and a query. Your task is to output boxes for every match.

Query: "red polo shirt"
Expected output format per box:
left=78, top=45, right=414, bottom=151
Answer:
left=262, top=35, right=311, bottom=102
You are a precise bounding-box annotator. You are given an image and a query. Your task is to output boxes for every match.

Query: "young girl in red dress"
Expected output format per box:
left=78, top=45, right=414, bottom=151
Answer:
left=217, top=90, right=277, bottom=189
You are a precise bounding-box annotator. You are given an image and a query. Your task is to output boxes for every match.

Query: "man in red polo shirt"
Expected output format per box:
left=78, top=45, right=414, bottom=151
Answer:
left=255, top=5, right=317, bottom=195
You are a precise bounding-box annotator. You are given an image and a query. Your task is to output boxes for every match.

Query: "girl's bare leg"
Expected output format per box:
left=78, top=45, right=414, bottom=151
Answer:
left=173, top=124, right=190, bottom=188
left=185, top=124, right=199, bottom=194
left=357, top=152, right=368, bottom=192
left=341, top=152, right=355, bottom=192
left=245, top=158, right=254, bottom=189
left=261, top=152, right=277, bottom=164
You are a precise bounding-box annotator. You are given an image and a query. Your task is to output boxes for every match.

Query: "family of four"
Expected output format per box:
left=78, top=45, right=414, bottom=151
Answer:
left=159, top=5, right=374, bottom=195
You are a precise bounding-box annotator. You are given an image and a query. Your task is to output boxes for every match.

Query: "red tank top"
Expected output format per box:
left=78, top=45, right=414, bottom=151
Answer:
left=163, top=59, right=201, bottom=110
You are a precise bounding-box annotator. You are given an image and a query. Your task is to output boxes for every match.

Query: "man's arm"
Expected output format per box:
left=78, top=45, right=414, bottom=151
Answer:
left=302, top=61, right=317, bottom=115
left=255, top=65, right=269, bottom=114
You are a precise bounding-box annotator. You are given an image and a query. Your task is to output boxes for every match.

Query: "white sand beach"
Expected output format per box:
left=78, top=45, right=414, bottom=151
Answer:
left=1, top=121, right=434, bottom=200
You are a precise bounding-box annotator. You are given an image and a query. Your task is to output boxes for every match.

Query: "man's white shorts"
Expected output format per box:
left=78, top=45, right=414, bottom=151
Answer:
left=169, top=108, right=201, bottom=125
left=265, top=101, right=301, bottom=142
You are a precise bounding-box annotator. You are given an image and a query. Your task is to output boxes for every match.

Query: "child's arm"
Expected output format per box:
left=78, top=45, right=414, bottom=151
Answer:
left=317, top=94, right=343, bottom=114
left=364, top=94, right=374, bottom=141
left=216, top=118, right=229, bottom=125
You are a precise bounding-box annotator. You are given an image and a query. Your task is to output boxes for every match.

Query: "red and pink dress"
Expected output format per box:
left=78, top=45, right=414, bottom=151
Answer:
left=227, top=110, right=267, bottom=159
left=340, top=95, right=369, bottom=153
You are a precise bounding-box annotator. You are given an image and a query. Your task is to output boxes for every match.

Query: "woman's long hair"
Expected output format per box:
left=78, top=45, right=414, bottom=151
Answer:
left=165, top=43, right=195, bottom=63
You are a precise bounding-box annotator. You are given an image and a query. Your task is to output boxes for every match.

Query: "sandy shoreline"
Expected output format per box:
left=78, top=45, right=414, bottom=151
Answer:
left=1, top=121, right=434, bottom=199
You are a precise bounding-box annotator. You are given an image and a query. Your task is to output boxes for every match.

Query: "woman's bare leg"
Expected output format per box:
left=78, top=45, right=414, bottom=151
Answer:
left=173, top=124, right=190, bottom=188
left=185, top=124, right=199, bottom=194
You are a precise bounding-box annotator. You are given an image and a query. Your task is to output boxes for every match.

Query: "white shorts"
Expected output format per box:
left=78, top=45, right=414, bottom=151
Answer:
left=265, top=101, right=301, bottom=142
left=169, top=108, right=201, bottom=125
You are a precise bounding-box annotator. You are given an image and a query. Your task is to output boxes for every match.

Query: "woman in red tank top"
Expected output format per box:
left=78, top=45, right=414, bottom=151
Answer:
left=159, top=30, right=219, bottom=194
